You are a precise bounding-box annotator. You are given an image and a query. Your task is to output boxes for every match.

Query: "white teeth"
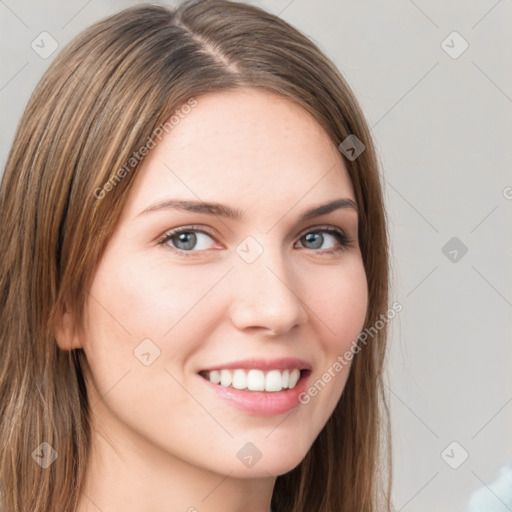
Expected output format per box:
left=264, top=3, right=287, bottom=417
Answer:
left=232, top=369, right=247, bottom=390
left=247, top=369, right=265, bottom=391
left=220, top=369, right=232, bottom=387
left=288, top=368, right=300, bottom=389
left=203, top=368, right=303, bottom=392
left=265, top=370, right=282, bottom=392
left=209, top=370, right=221, bottom=385
left=281, top=369, right=289, bottom=389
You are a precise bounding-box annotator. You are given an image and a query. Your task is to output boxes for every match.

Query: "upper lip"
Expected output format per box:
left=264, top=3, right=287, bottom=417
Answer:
left=199, top=357, right=312, bottom=372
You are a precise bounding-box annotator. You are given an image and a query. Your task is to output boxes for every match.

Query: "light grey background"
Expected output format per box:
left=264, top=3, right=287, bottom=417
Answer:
left=1, top=1, right=511, bottom=511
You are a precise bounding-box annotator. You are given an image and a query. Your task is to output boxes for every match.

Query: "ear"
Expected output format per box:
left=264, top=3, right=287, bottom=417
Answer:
left=54, top=301, right=83, bottom=351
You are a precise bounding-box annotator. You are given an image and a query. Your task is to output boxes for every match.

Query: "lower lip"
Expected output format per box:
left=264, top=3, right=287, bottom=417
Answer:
left=199, top=371, right=311, bottom=417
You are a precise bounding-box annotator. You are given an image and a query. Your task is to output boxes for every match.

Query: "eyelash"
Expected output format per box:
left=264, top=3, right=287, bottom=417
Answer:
left=157, top=224, right=355, bottom=257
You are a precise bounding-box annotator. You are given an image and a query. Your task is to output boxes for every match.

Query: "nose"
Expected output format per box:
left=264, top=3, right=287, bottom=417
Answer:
left=228, top=246, right=309, bottom=336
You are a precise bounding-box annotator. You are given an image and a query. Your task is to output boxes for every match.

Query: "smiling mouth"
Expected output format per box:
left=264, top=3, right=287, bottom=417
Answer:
left=198, top=368, right=310, bottom=393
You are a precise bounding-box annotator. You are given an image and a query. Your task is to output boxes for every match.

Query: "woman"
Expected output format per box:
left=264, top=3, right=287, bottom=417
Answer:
left=0, top=1, right=392, bottom=511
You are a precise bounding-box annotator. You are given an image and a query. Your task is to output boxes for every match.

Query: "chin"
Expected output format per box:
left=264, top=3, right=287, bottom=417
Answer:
left=228, top=449, right=307, bottom=479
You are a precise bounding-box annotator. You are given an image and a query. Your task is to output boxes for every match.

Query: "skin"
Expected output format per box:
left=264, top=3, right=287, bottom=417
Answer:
left=57, top=88, right=368, bottom=512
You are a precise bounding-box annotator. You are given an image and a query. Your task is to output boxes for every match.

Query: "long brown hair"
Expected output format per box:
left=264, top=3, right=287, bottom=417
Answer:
left=0, top=1, right=392, bottom=510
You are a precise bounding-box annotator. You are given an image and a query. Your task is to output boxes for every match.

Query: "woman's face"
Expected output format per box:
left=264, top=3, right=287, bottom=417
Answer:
left=79, top=88, right=368, bottom=478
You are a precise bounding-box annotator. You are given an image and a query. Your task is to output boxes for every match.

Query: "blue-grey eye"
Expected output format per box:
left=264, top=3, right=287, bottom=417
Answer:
left=298, top=230, right=347, bottom=251
left=165, top=230, right=216, bottom=251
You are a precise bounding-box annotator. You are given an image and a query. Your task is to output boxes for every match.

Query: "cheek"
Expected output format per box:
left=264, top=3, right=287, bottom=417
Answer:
left=82, top=253, right=230, bottom=378
left=86, top=252, right=220, bottom=337
left=80, top=253, right=225, bottom=420
left=311, top=261, right=369, bottom=351
left=302, top=261, right=368, bottom=412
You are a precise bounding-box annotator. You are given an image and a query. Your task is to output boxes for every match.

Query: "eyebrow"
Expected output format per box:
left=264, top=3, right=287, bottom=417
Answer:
left=137, top=197, right=358, bottom=222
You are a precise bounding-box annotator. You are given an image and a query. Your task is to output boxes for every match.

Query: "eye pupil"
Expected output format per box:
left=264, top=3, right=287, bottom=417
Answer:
left=174, top=232, right=196, bottom=250
left=303, top=232, right=323, bottom=249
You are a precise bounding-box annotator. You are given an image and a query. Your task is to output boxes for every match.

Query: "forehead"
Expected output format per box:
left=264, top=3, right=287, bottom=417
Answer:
left=123, top=88, right=354, bottom=218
